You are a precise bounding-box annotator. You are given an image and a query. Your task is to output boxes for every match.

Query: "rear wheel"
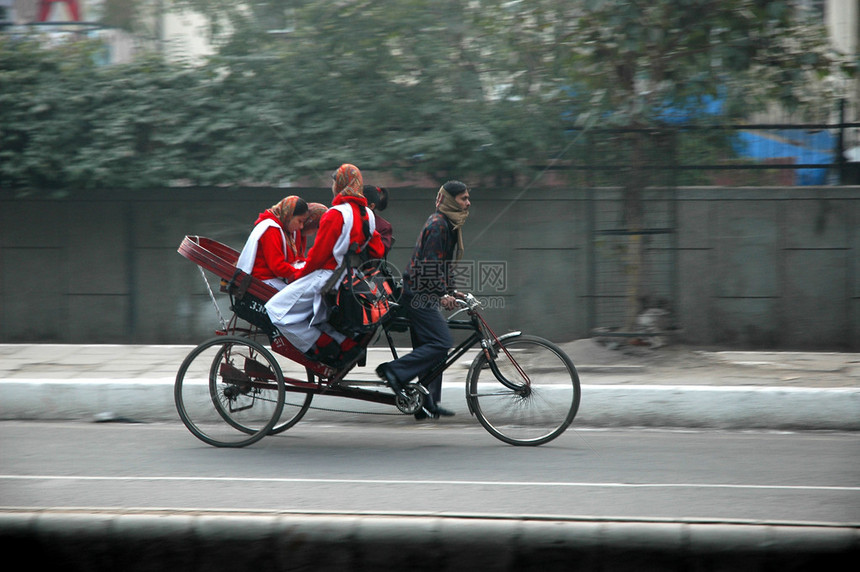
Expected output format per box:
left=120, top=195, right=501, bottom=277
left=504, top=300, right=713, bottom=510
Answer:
left=175, top=336, right=285, bottom=448
left=215, top=329, right=314, bottom=434
left=267, top=367, right=314, bottom=434
left=466, top=334, right=580, bottom=446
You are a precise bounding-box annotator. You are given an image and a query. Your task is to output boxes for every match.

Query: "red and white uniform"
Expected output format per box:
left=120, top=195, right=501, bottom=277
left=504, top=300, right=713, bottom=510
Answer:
left=236, top=211, right=302, bottom=291
left=265, top=194, right=384, bottom=351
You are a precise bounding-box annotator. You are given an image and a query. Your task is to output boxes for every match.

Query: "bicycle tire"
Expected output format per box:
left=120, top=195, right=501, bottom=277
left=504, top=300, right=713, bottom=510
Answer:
left=266, top=367, right=314, bottom=434
left=466, top=334, right=580, bottom=446
left=214, top=329, right=313, bottom=434
left=175, top=336, right=285, bottom=448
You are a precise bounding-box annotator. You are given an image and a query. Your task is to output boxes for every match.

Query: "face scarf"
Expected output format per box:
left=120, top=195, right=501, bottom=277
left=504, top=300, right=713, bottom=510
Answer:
left=269, top=195, right=300, bottom=256
left=436, top=185, right=469, bottom=261
left=332, top=164, right=364, bottom=198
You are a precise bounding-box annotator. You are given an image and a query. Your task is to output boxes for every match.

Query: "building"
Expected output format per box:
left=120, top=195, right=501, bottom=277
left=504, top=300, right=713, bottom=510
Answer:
left=1, top=0, right=212, bottom=63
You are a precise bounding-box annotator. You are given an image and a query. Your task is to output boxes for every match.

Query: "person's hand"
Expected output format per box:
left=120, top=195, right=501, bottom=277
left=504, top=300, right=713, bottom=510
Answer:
left=441, top=294, right=459, bottom=311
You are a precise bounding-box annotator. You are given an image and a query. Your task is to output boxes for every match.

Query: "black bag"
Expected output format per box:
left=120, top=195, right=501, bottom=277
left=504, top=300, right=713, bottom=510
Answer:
left=322, top=207, right=397, bottom=337
left=325, top=256, right=396, bottom=337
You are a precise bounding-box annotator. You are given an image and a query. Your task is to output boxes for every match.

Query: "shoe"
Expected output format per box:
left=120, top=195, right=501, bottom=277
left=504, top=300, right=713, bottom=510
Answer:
left=305, top=343, right=342, bottom=367
left=340, top=345, right=365, bottom=364
left=303, top=347, right=320, bottom=361
left=433, top=405, right=456, bottom=417
left=416, top=398, right=455, bottom=420
left=376, top=363, right=405, bottom=398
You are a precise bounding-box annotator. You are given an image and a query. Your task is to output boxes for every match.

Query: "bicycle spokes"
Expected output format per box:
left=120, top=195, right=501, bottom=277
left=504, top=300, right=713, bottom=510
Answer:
left=467, top=335, right=581, bottom=446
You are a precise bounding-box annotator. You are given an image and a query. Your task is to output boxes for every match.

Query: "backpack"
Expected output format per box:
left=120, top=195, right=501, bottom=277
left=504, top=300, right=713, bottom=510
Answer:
left=322, top=206, right=397, bottom=337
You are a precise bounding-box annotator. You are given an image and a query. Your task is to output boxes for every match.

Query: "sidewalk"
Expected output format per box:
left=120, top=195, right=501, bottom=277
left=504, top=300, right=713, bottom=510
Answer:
left=1, top=341, right=858, bottom=430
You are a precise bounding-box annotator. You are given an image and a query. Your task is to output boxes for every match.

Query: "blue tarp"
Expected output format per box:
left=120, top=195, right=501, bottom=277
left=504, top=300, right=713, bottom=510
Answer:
left=659, top=94, right=834, bottom=185
left=656, top=94, right=725, bottom=124
left=732, top=129, right=834, bottom=185
left=567, top=89, right=837, bottom=185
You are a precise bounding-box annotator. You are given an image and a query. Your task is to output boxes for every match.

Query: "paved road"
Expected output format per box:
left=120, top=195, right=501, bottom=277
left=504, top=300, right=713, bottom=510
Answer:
left=2, top=421, right=858, bottom=525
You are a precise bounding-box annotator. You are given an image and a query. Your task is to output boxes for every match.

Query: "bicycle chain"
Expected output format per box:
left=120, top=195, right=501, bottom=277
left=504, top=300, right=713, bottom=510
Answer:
left=278, top=392, right=408, bottom=416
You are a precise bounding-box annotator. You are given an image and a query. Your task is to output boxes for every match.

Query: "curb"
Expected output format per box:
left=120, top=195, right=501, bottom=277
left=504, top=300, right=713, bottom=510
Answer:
left=1, top=510, right=856, bottom=571
left=2, top=379, right=859, bottom=430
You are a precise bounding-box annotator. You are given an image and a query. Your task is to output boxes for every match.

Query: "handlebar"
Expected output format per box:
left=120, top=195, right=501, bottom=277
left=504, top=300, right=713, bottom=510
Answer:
left=454, top=292, right=479, bottom=309
left=449, top=292, right=482, bottom=318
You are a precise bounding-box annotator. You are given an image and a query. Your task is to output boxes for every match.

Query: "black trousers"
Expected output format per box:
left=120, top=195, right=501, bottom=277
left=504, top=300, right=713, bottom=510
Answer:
left=385, top=288, right=453, bottom=404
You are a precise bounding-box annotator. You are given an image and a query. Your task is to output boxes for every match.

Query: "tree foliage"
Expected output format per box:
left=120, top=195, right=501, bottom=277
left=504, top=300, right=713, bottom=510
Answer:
left=567, top=0, right=851, bottom=125
left=0, top=0, right=852, bottom=193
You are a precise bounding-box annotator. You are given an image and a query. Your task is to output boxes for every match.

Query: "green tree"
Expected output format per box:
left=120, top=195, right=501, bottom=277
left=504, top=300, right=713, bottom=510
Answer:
left=172, top=0, right=571, bottom=183
left=2, top=1, right=852, bottom=209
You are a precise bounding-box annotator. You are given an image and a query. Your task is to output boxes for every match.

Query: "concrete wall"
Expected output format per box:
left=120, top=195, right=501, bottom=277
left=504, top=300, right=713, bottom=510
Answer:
left=1, top=186, right=858, bottom=348
left=675, top=188, right=859, bottom=349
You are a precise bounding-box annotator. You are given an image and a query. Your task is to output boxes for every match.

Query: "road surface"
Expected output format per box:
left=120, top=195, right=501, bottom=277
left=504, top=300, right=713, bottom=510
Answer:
left=1, top=421, right=858, bottom=524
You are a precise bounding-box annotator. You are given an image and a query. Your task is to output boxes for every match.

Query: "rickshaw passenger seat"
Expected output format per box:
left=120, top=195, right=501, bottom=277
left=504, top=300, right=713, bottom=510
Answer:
left=232, top=294, right=280, bottom=340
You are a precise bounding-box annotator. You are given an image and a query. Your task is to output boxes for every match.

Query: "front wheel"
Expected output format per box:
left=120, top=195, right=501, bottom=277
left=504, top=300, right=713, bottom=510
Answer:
left=466, top=334, right=580, bottom=446
left=175, top=336, right=285, bottom=448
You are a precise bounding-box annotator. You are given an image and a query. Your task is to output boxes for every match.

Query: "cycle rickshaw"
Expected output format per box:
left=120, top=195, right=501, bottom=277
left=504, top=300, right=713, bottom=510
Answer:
left=175, top=235, right=581, bottom=448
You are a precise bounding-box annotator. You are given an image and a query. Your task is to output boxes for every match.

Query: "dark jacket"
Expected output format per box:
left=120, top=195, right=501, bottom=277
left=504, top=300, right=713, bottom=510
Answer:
left=403, top=212, right=457, bottom=298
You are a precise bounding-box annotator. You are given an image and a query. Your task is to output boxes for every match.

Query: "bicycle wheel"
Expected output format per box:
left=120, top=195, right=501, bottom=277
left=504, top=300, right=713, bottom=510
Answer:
left=466, top=334, right=580, bottom=446
left=175, top=336, right=285, bottom=448
left=215, top=330, right=313, bottom=434
left=267, top=367, right=314, bottom=434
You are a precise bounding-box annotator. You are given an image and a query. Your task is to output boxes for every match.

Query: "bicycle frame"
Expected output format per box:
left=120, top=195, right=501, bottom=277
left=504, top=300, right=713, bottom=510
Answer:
left=265, top=298, right=524, bottom=413
left=382, top=309, right=524, bottom=392
left=179, top=235, right=526, bottom=409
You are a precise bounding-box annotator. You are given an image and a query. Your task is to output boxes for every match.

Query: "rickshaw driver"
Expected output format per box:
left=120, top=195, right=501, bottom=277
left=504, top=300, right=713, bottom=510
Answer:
left=375, top=180, right=471, bottom=419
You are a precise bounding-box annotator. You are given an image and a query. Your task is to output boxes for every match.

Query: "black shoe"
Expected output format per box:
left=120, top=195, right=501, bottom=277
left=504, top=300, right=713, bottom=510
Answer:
left=306, top=343, right=343, bottom=367
left=417, top=398, right=455, bottom=420
left=376, top=363, right=405, bottom=398
left=303, top=347, right=321, bottom=361
left=339, top=345, right=365, bottom=365
left=433, top=405, right=456, bottom=417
